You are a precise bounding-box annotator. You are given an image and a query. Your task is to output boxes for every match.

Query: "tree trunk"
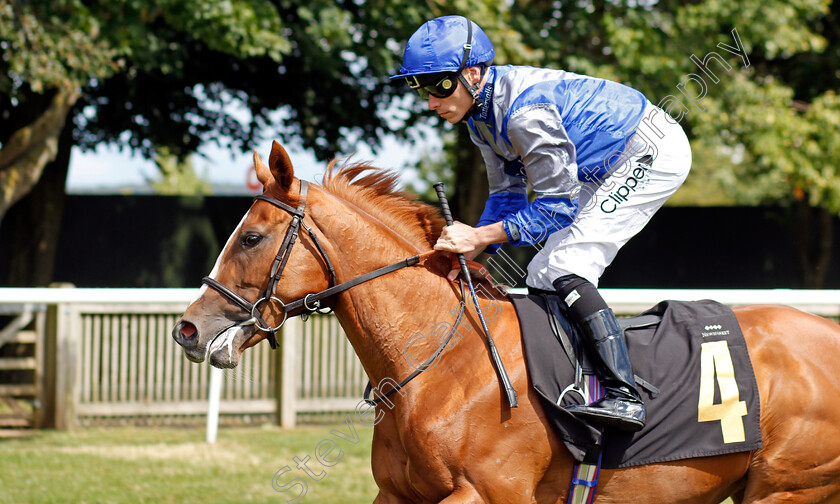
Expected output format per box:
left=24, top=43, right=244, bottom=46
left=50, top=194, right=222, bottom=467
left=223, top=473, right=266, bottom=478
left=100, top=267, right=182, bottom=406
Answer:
left=0, top=87, right=79, bottom=224
left=3, top=121, right=74, bottom=286
left=793, top=198, right=834, bottom=289
left=452, top=127, right=488, bottom=226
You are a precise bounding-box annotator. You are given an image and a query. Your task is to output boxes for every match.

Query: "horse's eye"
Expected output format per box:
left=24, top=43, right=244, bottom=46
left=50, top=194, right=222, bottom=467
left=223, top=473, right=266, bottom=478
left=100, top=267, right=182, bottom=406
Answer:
left=241, top=233, right=263, bottom=247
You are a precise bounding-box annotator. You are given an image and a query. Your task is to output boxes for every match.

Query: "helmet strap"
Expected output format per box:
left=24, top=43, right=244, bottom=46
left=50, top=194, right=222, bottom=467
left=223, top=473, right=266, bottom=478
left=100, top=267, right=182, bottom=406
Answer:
left=454, top=17, right=487, bottom=122
left=459, top=65, right=488, bottom=121
left=456, top=16, right=479, bottom=100
left=460, top=65, right=487, bottom=101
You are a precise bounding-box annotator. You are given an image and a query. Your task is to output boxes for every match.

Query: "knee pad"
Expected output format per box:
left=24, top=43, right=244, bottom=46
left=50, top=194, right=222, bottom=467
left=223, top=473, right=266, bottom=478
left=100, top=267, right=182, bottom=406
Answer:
left=552, top=274, right=608, bottom=325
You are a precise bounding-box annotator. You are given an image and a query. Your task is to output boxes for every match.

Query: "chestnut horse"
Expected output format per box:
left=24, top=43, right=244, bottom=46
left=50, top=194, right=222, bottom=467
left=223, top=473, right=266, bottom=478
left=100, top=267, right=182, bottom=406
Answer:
left=173, top=141, right=840, bottom=503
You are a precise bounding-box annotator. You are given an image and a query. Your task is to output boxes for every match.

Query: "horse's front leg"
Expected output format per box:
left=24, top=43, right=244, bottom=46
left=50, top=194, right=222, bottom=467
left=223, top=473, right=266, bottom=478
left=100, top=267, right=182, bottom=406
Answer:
left=437, top=486, right=486, bottom=503
left=373, top=490, right=416, bottom=504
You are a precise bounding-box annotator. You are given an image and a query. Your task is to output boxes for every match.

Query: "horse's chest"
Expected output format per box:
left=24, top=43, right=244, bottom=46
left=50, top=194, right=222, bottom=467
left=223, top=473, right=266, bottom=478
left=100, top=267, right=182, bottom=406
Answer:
left=371, top=416, right=466, bottom=501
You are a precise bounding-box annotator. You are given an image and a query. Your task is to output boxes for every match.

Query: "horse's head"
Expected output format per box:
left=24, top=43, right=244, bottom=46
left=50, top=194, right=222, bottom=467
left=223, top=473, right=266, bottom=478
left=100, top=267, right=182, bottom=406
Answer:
left=172, top=141, right=334, bottom=368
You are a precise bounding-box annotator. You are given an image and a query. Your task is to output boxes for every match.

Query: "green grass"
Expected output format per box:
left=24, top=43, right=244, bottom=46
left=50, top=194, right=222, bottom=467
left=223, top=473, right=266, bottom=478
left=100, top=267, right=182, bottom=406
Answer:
left=0, top=425, right=738, bottom=503
left=0, top=423, right=378, bottom=504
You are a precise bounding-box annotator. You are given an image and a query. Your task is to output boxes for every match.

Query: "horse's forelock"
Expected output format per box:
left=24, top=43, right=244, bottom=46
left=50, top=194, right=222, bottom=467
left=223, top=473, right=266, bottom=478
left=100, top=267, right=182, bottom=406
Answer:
left=321, top=160, right=445, bottom=248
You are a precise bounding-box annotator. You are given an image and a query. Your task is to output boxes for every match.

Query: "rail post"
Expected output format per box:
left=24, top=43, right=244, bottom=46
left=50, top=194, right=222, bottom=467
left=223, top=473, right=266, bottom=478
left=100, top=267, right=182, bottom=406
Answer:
left=42, top=299, right=80, bottom=430
left=276, top=317, right=299, bottom=428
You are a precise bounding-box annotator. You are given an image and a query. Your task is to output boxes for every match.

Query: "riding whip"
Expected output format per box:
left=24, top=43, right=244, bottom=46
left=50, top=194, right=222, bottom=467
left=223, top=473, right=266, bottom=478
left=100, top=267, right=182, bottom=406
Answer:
left=433, top=182, right=518, bottom=408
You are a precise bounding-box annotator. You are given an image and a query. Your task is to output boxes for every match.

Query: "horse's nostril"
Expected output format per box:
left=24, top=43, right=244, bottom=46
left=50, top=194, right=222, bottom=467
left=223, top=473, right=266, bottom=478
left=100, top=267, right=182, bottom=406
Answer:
left=179, top=322, right=198, bottom=340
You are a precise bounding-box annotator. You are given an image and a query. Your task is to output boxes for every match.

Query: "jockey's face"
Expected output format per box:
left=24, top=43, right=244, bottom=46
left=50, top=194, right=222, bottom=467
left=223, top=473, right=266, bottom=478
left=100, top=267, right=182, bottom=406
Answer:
left=427, top=67, right=484, bottom=124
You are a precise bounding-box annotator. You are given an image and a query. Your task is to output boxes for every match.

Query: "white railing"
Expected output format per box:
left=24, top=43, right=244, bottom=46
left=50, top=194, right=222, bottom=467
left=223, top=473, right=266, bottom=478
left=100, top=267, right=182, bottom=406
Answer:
left=0, top=287, right=363, bottom=429
left=1, top=287, right=838, bottom=430
left=605, top=288, right=840, bottom=317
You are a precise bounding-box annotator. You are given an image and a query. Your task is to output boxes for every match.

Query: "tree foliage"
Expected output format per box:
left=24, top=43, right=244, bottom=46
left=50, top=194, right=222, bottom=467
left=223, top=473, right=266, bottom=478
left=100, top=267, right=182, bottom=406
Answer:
left=148, top=147, right=212, bottom=196
left=0, top=0, right=451, bottom=222
left=0, top=0, right=112, bottom=221
left=488, top=0, right=839, bottom=286
left=1, top=0, right=839, bottom=287
left=0, top=0, right=518, bottom=285
left=502, top=0, right=836, bottom=208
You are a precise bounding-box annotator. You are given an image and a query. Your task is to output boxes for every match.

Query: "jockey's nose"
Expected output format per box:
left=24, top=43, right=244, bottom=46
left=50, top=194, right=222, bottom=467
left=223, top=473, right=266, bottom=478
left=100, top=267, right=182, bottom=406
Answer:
left=173, top=321, right=199, bottom=348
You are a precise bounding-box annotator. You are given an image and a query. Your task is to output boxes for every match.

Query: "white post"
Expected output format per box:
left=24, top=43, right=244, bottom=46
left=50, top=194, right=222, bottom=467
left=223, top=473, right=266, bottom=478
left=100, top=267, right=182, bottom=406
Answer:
left=206, top=366, right=223, bottom=443
left=277, top=317, right=299, bottom=429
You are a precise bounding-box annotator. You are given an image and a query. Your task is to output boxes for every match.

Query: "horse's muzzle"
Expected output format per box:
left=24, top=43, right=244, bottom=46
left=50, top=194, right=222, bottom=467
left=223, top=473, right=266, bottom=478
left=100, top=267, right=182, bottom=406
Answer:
left=173, top=321, right=199, bottom=349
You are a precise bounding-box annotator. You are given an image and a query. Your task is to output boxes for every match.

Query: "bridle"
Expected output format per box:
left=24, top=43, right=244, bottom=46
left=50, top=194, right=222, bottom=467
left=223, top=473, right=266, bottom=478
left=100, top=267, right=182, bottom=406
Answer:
left=200, top=179, right=486, bottom=406
left=202, top=181, right=325, bottom=348
left=201, top=180, right=440, bottom=350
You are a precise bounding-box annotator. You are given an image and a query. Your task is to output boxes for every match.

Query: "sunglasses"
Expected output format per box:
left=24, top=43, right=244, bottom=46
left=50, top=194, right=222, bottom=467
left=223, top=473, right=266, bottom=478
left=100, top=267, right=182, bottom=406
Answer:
left=406, top=73, right=459, bottom=99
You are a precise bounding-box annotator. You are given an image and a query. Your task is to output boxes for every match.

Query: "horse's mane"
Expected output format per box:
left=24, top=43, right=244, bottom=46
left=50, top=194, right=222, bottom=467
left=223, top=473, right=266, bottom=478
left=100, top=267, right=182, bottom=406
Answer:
left=320, top=159, right=506, bottom=295
left=321, top=160, right=445, bottom=249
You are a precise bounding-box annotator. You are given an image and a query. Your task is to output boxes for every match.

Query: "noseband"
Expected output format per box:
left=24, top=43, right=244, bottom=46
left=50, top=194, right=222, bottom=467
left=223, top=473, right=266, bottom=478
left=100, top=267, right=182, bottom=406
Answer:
left=199, top=180, right=475, bottom=406
left=201, top=180, right=431, bottom=349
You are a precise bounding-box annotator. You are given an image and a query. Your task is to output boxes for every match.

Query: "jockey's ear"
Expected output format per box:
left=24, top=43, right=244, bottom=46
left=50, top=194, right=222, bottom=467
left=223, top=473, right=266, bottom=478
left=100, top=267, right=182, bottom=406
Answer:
left=254, top=150, right=273, bottom=186
left=268, top=140, right=295, bottom=193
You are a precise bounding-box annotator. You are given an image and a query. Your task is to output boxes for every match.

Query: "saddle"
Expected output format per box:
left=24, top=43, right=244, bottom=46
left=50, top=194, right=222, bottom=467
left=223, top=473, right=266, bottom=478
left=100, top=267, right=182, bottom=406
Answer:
left=510, top=292, right=762, bottom=468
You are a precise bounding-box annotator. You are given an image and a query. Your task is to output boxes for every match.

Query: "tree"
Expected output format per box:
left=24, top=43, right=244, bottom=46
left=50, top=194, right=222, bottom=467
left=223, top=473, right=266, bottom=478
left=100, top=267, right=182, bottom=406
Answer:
left=678, top=0, right=840, bottom=287
left=0, top=0, right=481, bottom=285
left=495, top=0, right=839, bottom=287
left=0, top=1, right=114, bottom=221
left=148, top=148, right=212, bottom=196
left=6, top=0, right=837, bottom=288
left=0, top=0, right=118, bottom=286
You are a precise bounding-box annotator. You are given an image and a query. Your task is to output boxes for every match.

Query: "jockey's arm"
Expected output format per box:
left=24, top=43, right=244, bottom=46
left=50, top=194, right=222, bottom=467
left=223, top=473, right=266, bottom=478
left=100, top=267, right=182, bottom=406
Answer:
left=434, top=221, right=506, bottom=281
left=434, top=220, right=506, bottom=258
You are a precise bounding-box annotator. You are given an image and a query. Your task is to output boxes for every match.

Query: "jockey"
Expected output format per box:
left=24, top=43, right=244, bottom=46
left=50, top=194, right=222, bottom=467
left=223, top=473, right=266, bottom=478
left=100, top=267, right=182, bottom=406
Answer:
left=391, top=15, right=691, bottom=432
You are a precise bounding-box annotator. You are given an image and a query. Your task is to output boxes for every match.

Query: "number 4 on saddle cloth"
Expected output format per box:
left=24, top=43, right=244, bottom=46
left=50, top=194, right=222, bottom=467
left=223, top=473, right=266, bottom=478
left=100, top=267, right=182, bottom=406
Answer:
left=510, top=293, right=763, bottom=468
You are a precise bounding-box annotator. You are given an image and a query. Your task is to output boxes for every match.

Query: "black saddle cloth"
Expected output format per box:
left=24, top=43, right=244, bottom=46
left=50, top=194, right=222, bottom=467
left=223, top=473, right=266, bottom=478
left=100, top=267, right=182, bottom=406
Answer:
left=510, top=293, right=762, bottom=468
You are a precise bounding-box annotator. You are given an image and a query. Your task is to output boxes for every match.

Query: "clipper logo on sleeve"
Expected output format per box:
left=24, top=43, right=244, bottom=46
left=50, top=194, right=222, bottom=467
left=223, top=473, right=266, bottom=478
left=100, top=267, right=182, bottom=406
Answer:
left=599, top=157, right=653, bottom=214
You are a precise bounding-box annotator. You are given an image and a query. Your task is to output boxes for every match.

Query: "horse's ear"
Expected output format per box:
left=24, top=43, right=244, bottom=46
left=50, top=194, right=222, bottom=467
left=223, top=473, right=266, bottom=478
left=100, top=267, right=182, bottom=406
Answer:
left=268, top=140, right=295, bottom=193
left=254, top=150, right=273, bottom=186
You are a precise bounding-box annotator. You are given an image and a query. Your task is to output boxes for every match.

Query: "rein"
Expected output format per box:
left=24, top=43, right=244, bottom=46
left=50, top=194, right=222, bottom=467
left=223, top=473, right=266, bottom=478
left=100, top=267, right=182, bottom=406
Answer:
left=201, top=180, right=446, bottom=354
left=364, top=279, right=467, bottom=406
left=202, top=179, right=511, bottom=409
left=203, top=180, right=470, bottom=402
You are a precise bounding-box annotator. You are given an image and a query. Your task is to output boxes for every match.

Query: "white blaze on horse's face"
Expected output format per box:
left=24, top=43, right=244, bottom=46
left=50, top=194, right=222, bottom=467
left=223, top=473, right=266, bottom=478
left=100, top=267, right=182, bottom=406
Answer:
left=196, top=210, right=261, bottom=366
left=189, top=210, right=251, bottom=307
left=172, top=140, right=331, bottom=369
left=173, top=206, right=266, bottom=368
left=179, top=199, right=301, bottom=367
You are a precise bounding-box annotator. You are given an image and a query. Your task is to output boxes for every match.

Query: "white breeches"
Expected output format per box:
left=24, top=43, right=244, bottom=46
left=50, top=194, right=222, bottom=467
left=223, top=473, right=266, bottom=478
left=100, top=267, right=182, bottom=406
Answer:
left=526, top=102, right=692, bottom=290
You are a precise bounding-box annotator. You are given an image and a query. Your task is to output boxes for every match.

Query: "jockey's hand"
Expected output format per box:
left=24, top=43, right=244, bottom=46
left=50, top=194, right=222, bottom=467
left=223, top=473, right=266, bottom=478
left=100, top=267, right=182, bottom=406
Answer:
left=442, top=254, right=480, bottom=281
left=434, top=221, right=479, bottom=254
left=435, top=222, right=485, bottom=281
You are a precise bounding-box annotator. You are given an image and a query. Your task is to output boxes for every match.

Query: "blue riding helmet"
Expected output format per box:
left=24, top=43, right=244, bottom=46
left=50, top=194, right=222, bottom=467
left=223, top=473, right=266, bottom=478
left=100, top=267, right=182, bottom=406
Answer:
left=390, top=16, right=495, bottom=80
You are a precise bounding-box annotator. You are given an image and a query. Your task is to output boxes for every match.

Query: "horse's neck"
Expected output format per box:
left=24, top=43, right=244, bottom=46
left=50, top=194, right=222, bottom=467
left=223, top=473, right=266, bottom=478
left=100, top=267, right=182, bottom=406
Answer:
left=336, top=272, right=455, bottom=384
left=313, top=199, right=454, bottom=386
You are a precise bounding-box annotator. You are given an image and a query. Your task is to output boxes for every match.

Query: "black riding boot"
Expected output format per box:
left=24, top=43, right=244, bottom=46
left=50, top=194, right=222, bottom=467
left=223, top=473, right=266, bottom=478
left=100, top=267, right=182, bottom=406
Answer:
left=553, top=275, right=646, bottom=432
left=566, top=308, right=646, bottom=431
